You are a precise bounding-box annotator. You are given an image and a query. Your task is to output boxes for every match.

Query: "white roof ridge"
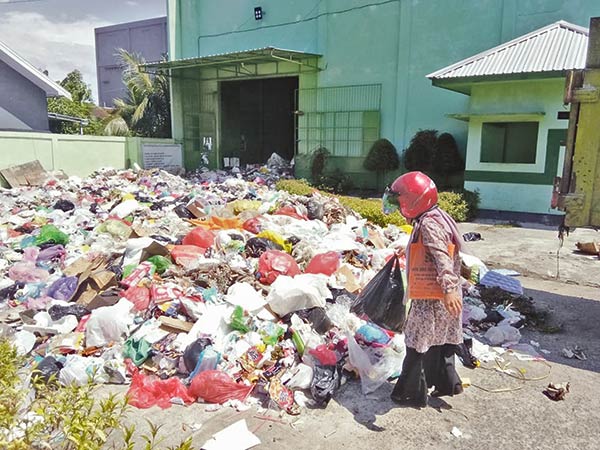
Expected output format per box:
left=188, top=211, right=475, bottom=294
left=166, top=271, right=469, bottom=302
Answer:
left=0, top=39, right=71, bottom=99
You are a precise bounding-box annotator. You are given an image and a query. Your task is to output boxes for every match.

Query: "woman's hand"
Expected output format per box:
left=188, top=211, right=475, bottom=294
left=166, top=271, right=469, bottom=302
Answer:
left=443, top=290, right=462, bottom=317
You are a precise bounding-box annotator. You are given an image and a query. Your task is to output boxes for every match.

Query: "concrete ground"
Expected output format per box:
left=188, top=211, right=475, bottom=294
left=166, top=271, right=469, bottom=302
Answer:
left=100, top=223, right=600, bottom=450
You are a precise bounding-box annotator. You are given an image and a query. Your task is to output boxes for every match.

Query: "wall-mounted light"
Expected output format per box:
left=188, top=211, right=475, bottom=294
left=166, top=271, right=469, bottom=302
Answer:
left=254, top=7, right=263, bottom=20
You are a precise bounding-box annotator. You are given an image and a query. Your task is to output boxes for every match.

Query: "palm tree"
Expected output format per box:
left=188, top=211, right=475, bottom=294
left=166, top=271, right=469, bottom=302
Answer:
left=105, top=50, right=171, bottom=138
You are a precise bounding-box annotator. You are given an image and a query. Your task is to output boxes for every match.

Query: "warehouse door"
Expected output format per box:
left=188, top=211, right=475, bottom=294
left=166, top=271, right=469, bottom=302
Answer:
left=220, top=76, right=298, bottom=166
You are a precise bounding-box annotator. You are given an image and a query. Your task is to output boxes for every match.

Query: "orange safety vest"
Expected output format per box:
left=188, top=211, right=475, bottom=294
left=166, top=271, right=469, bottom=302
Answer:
left=407, top=234, right=455, bottom=300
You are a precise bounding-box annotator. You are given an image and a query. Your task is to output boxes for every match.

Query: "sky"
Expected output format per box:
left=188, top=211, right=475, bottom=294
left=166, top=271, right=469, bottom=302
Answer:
left=0, top=0, right=166, bottom=103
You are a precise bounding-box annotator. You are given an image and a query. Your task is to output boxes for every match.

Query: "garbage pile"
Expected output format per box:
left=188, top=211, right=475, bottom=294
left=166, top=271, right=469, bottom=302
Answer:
left=0, top=167, right=542, bottom=415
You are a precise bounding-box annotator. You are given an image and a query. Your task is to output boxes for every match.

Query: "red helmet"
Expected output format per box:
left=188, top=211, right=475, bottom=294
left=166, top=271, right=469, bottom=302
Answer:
left=390, top=171, right=438, bottom=219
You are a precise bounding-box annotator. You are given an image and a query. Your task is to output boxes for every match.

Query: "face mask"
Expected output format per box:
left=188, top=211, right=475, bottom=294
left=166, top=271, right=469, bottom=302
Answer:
left=382, top=186, right=400, bottom=214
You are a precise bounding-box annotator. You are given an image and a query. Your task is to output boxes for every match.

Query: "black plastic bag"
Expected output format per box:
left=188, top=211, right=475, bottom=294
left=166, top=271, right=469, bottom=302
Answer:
left=351, top=256, right=405, bottom=333
left=183, top=337, right=213, bottom=372
left=34, top=356, right=63, bottom=384
left=306, top=199, right=324, bottom=220
left=245, top=237, right=282, bottom=257
left=53, top=199, right=75, bottom=212
left=463, top=232, right=483, bottom=242
left=173, top=204, right=195, bottom=219
left=295, top=307, right=333, bottom=334
left=310, top=363, right=342, bottom=406
left=48, top=304, right=90, bottom=321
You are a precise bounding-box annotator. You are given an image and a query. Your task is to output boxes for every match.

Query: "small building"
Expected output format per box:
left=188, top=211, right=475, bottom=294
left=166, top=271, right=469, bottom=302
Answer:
left=0, top=40, right=71, bottom=132
left=95, top=17, right=167, bottom=107
left=151, top=1, right=600, bottom=192
left=427, top=21, right=588, bottom=220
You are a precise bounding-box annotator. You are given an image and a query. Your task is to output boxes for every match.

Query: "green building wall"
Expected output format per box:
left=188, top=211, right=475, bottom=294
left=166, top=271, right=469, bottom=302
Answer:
left=167, top=0, right=600, bottom=189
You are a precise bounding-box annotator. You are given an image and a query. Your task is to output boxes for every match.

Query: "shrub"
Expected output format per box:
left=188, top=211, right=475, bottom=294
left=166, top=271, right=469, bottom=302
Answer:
left=403, top=129, right=437, bottom=173
left=438, top=189, right=479, bottom=222
left=275, top=179, right=315, bottom=196
left=337, top=196, right=406, bottom=227
left=317, top=169, right=354, bottom=194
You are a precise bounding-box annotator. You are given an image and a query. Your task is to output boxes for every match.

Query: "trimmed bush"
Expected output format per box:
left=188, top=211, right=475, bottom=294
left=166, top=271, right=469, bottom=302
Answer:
left=276, top=179, right=479, bottom=225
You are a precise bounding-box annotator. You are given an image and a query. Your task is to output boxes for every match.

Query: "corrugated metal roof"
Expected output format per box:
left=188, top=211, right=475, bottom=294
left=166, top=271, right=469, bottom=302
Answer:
left=427, top=21, right=589, bottom=80
left=143, top=47, right=321, bottom=70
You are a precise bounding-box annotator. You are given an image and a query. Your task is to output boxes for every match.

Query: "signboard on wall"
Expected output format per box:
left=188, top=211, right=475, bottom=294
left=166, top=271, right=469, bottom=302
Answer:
left=141, top=144, right=183, bottom=173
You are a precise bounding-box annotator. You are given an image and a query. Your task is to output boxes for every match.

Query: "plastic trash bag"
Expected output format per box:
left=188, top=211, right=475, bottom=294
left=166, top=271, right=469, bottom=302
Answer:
left=36, top=245, right=66, bottom=265
left=484, top=324, right=521, bottom=346
left=96, top=219, right=131, bottom=240
left=290, top=307, right=332, bottom=334
left=267, top=274, right=329, bottom=316
left=188, top=370, right=254, bottom=404
left=34, top=224, right=69, bottom=246
left=48, top=304, right=90, bottom=321
left=258, top=250, right=301, bottom=285
left=306, top=199, right=324, bottom=221
left=123, top=337, right=152, bottom=366
left=53, top=199, right=75, bottom=212
left=351, top=256, right=405, bottom=333
left=110, top=199, right=140, bottom=219
left=171, top=245, right=206, bottom=265
left=85, top=299, right=134, bottom=348
left=230, top=306, right=250, bottom=333
left=256, top=230, right=293, bottom=253
left=242, top=216, right=263, bottom=234
left=286, top=363, right=314, bottom=390
left=173, top=204, right=195, bottom=219
left=121, top=286, right=151, bottom=312
left=347, top=334, right=403, bottom=394
left=34, top=356, right=63, bottom=383
left=127, top=367, right=195, bottom=409
left=305, top=251, right=340, bottom=276
left=146, top=255, right=172, bottom=274
left=245, top=237, right=281, bottom=257
left=59, top=354, right=107, bottom=386
left=183, top=337, right=213, bottom=372
left=309, top=344, right=338, bottom=366
left=182, top=227, right=215, bottom=248
left=356, top=323, right=391, bottom=346
left=8, top=247, right=49, bottom=283
left=188, top=347, right=221, bottom=381
left=47, top=276, right=78, bottom=301
left=310, top=363, right=341, bottom=406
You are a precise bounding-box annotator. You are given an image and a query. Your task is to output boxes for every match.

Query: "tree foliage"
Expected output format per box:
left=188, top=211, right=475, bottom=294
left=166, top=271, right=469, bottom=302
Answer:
left=403, top=129, right=437, bottom=173
left=47, top=70, right=103, bottom=135
left=105, top=50, right=171, bottom=138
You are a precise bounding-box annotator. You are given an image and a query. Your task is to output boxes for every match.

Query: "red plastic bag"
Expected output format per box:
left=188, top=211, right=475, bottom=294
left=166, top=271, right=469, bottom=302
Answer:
left=274, top=205, right=307, bottom=221
left=121, top=286, right=150, bottom=312
left=242, top=216, right=263, bottom=234
left=188, top=370, right=254, bottom=404
left=182, top=228, right=215, bottom=248
left=171, top=245, right=206, bottom=265
left=257, top=250, right=301, bottom=285
left=126, top=367, right=195, bottom=409
left=309, top=344, right=338, bottom=365
left=304, top=251, right=340, bottom=276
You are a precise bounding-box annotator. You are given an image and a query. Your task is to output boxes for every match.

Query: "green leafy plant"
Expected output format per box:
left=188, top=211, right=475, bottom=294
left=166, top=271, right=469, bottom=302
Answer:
left=363, top=138, right=400, bottom=191
left=0, top=339, right=194, bottom=450
left=317, top=169, right=354, bottom=194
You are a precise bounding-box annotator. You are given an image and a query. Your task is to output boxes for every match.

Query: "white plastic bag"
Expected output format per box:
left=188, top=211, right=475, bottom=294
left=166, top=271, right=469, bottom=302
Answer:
left=59, top=354, right=107, bottom=386
left=85, top=298, right=134, bottom=347
left=484, top=325, right=521, bottom=346
left=225, top=282, right=266, bottom=312
left=347, top=334, right=404, bottom=394
left=266, top=274, right=330, bottom=316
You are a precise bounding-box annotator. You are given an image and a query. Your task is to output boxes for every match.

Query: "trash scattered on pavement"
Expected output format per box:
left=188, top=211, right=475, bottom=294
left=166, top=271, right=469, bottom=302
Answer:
left=0, top=165, right=554, bottom=419
left=451, top=426, right=463, bottom=438
left=543, top=382, right=570, bottom=401
left=562, top=346, right=587, bottom=361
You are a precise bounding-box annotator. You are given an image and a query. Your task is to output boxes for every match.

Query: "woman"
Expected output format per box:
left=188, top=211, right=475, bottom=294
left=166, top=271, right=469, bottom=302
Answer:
left=382, top=171, right=464, bottom=407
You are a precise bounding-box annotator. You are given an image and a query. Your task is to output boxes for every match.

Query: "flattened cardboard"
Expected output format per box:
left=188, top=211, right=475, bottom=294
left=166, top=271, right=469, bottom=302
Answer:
left=158, top=316, right=194, bottom=333
left=0, top=160, right=47, bottom=187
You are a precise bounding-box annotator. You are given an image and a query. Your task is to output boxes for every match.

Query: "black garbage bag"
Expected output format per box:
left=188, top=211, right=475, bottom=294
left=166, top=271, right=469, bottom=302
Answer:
left=52, top=199, right=75, bottom=212
left=306, top=199, right=324, bottom=221
left=34, top=356, right=63, bottom=384
left=245, top=237, right=282, bottom=257
left=310, top=363, right=342, bottom=406
left=463, top=232, right=483, bottom=242
left=173, top=204, right=195, bottom=219
left=48, top=304, right=90, bottom=321
left=350, top=256, right=405, bottom=333
left=0, top=282, right=23, bottom=301
left=286, top=235, right=301, bottom=247
left=456, top=337, right=480, bottom=369
left=183, top=337, right=213, bottom=372
left=294, top=307, right=333, bottom=334
left=329, top=288, right=357, bottom=303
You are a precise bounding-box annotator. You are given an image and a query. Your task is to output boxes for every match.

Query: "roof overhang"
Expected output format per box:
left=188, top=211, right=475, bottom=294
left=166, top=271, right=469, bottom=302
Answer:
left=431, top=70, right=568, bottom=95
left=447, top=111, right=546, bottom=122
left=141, top=47, right=322, bottom=79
